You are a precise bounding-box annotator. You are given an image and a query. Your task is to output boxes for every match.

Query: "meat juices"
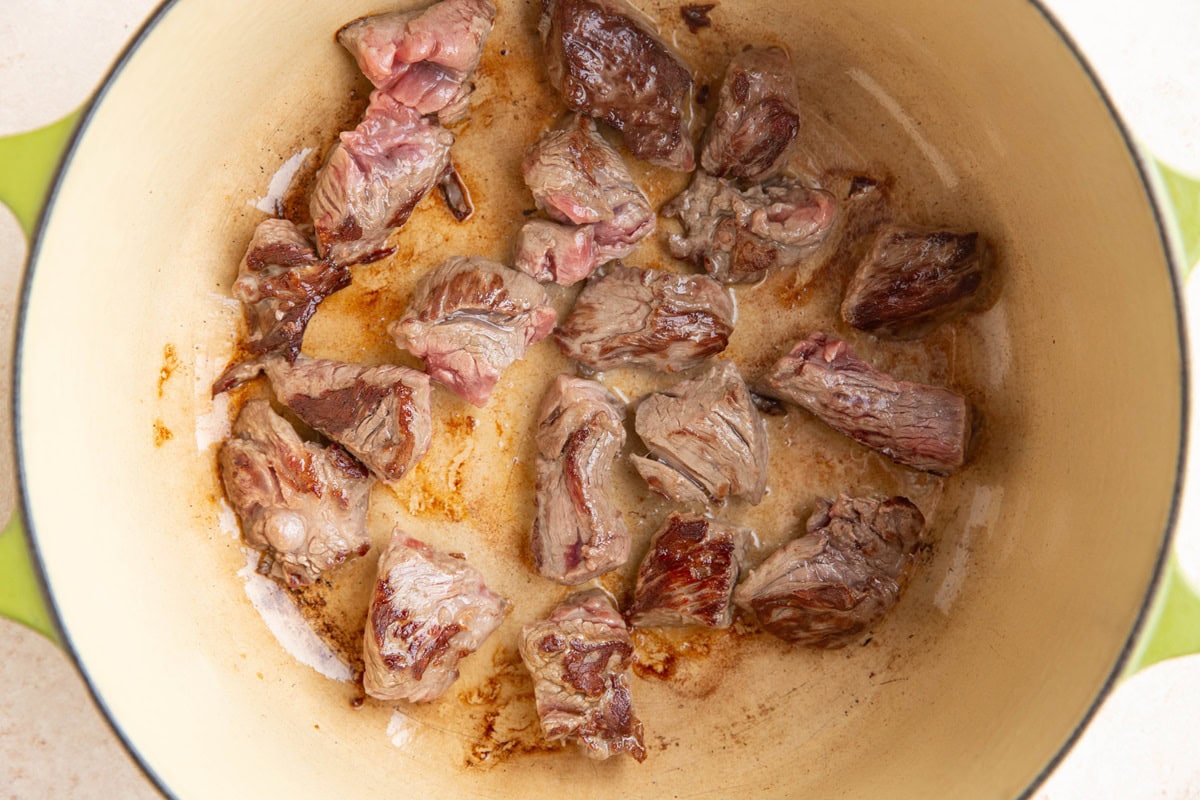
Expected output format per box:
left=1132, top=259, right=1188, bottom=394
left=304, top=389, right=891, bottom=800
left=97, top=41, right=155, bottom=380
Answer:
left=760, top=332, right=971, bottom=475
left=519, top=589, right=646, bottom=761
left=539, top=0, right=695, bottom=171
left=734, top=494, right=925, bottom=648
left=389, top=256, right=558, bottom=406
left=310, top=92, right=453, bottom=267
left=265, top=357, right=432, bottom=484
left=218, top=400, right=372, bottom=587
left=632, top=361, right=769, bottom=505
left=555, top=262, right=734, bottom=372
left=701, top=46, right=801, bottom=181
left=212, top=219, right=350, bottom=394
left=627, top=514, right=750, bottom=629
left=337, top=0, right=497, bottom=125
left=532, top=376, right=630, bottom=584
left=665, top=171, right=838, bottom=284
left=841, top=225, right=992, bottom=337
left=364, top=531, right=508, bottom=702
left=515, top=115, right=655, bottom=285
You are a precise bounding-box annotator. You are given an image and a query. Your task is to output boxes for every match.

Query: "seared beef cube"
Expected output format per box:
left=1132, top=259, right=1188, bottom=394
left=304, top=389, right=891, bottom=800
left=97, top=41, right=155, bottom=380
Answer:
left=310, top=92, right=453, bottom=267
left=631, top=361, right=769, bottom=505
left=665, top=171, right=837, bottom=284
left=265, top=357, right=432, bottom=484
left=555, top=263, right=733, bottom=372
left=516, top=115, right=655, bottom=285
left=627, top=514, right=749, bottom=628
left=701, top=46, right=801, bottom=181
left=212, top=219, right=350, bottom=394
left=364, top=531, right=508, bottom=702
left=519, top=589, right=646, bottom=761
left=734, top=494, right=925, bottom=648
left=218, top=400, right=372, bottom=587
left=540, top=0, right=695, bottom=171
left=337, top=0, right=496, bottom=125
left=532, top=375, right=630, bottom=584
left=760, top=332, right=971, bottom=475
left=841, top=225, right=992, bottom=337
left=514, top=219, right=599, bottom=286
left=389, top=256, right=557, bottom=406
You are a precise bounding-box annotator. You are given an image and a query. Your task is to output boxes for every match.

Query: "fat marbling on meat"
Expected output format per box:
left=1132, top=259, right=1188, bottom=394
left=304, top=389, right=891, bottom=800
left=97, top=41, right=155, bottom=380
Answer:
left=665, top=171, right=837, bottom=284
left=539, top=0, right=695, bottom=171
left=554, top=262, right=733, bottom=373
left=760, top=332, right=971, bottom=475
left=337, top=0, right=496, bottom=125
left=532, top=375, right=630, bottom=584
left=515, top=115, right=655, bottom=285
left=734, top=494, right=925, bottom=648
left=218, top=399, right=372, bottom=587
left=212, top=218, right=350, bottom=394
left=265, top=357, right=432, bottom=484
left=627, top=514, right=750, bottom=629
left=631, top=361, right=769, bottom=505
left=701, top=46, right=801, bottom=181
left=841, top=224, right=992, bottom=338
left=364, top=530, right=508, bottom=702
left=310, top=92, right=453, bottom=267
left=389, top=256, right=557, bottom=406
left=519, top=589, right=646, bottom=761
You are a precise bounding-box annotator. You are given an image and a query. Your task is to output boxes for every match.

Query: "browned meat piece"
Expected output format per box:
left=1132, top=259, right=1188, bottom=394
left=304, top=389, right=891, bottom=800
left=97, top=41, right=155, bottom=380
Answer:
left=841, top=225, right=992, bottom=338
left=515, top=115, right=655, bottom=285
left=631, top=361, right=769, bottom=505
left=310, top=92, right=453, bottom=267
left=337, top=0, right=496, bottom=125
left=218, top=400, right=372, bottom=587
left=389, top=256, right=557, bottom=406
left=532, top=375, right=630, bottom=584
left=760, top=332, right=971, bottom=474
left=540, top=0, right=695, bottom=171
left=364, top=530, right=508, bottom=702
left=555, top=263, right=733, bottom=372
left=437, top=163, right=475, bottom=221
left=665, top=171, right=837, bottom=284
left=265, top=357, right=432, bottom=484
left=734, top=494, right=925, bottom=648
left=212, top=219, right=350, bottom=394
left=680, top=4, right=714, bottom=33
left=627, top=514, right=749, bottom=628
left=701, top=46, right=800, bottom=181
left=519, top=589, right=646, bottom=761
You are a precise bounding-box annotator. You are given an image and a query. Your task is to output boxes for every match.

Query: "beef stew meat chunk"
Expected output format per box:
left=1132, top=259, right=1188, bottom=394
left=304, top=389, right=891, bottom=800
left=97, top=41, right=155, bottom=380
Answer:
left=364, top=530, right=508, bottom=702
left=632, top=361, right=769, bottom=505
left=515, top=115, right=655, bottom=285
left=265, top=357, right=432, bottom=484
left=310, top=92, right=453, bottom=267
left=665, top=171, right=837, bottom=284
left=761, top=332, right=970, bottom=475
left=519, top=589, right=646, bottom=761
left=539, top=0, right=695, bottom=171
left=389, top=256, right=557, bottom=406
left=337, top=0, right=496, bottom=125
left=555, top=262, right=733, bottom=372
left=841, top=224, right=992, bottom=338
left=212, top=219, right=351, bottom=394
left=734, top=494, right=925, bottom=648
left=514, top=218, right=599, bottom=286
left=627, top=514, right=749, bottom=629
left=701, top=46, right=801, bottom=181
left=218, top=400, right=372, bottom=587
left=532, top=375, right=631, bottom=584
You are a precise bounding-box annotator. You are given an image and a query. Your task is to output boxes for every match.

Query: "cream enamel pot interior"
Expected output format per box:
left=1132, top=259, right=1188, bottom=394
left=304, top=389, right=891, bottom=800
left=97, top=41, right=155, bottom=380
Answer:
left=16, top=0, right=1187, bottom=797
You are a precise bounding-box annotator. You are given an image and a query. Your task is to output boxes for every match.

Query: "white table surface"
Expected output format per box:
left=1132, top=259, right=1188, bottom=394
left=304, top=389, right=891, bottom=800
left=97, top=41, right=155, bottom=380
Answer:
left=0, top=1, right=1197, bottom=797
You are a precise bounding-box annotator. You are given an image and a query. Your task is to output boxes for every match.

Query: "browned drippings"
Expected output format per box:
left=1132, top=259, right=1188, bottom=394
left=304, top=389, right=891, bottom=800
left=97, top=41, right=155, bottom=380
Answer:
left=158, top=343, right=179, bottom=397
